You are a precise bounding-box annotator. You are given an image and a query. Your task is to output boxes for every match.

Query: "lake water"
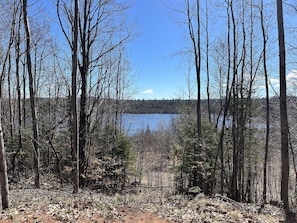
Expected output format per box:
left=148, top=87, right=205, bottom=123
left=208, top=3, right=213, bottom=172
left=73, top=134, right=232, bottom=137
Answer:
left=121, top=114, right=267, bottom=136
left=122, top=114, right=178, bottom=135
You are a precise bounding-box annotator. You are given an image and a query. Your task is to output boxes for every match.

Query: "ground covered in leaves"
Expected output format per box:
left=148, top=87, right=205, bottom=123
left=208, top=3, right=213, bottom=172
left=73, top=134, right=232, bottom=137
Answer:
left=0, top=183, right=289, bottom=223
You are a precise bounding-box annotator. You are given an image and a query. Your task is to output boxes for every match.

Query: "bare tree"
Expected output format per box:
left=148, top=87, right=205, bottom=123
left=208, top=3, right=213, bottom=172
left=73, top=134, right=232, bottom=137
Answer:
left=23, top=0, right=40, bottom=188
left=77, top=0, right=132, bottom=187
left=276, top=0, right=289, bottom=211
left=71, top=0, right=80, bottom=193
left=0, top=42, right=9, bottom=207
left=259, top=0, right=270, bottom=204
left=57, top=0, right=133, bottom=188
left=184, top=0, right=204, bottom=192
left=56, top=0, right=80, bottom=192
left=0, top=0, right=15, bottom=207
left=205, top=0, right=211, bottom=124
left=12, top=0, right=23, bottom=178
left=0, top=100, right=9, bottom=209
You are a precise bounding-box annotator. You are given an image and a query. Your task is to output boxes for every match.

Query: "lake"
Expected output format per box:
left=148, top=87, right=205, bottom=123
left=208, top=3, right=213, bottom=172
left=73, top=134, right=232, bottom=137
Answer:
left=122, top=114, right=179, bottom=135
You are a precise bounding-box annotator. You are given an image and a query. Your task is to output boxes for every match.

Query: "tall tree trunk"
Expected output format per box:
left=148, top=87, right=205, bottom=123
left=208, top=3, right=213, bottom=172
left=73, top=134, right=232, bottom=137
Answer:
left=229, top=0, right=240, bottom=201
left=195, top=0, right=202, bottom=141
left=211, top=2, right=233, bottom=195
left=23, top=0, right=40, bottom=188
left=71, top=0, right=80, bottom=193
left=12, top=13, right=22, bottom=177
left=238, top=1, right=247, bottom=201
left=79, top=68, right=87, bottom=188
left=276, top=0, right=289, bottom=211
left=9, top=1, right=22, bottom=178
left=0, top=100, right=9, bottom=210
left=245, top=0, right=254, bottom=203
left=261, top=0, right=270, bottom=204
left=205, top=0, right=211, bottom=124
left=78, top=0, right=89, bottom=188
left=185, top=0, right=203, bottom=191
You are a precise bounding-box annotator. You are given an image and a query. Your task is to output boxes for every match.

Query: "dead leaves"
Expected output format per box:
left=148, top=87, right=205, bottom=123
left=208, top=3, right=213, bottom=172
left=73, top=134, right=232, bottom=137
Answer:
left=0, top=186, right=286, bottom=223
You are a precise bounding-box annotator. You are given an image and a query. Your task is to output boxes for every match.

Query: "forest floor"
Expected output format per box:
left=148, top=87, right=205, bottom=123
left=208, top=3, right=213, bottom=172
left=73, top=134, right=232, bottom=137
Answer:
left=0, top=182, right=293, bottom=223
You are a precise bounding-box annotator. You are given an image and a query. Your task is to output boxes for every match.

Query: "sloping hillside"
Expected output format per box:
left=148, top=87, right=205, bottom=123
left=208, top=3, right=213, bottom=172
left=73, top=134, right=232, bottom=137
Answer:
left=0, top=183, right=288, bottom=223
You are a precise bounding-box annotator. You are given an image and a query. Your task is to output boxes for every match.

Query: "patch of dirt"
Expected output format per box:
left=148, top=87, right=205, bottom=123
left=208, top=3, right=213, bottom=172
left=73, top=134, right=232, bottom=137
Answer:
left=0, top=206, right=170, bottom=223
left=116, top=207, right=170, bottom=223
left=1, top=208, right=169, bottom=223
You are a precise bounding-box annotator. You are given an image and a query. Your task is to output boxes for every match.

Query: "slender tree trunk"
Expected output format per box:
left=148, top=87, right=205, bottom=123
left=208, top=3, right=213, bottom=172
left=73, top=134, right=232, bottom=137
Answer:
left=16, top=9, right=22, bottom=175
left=8, top=1, right=22, bottom=178
left=260, top=0, right=270, bottom=204
left=8, top=54, right=14, bottom=139
left=185, top=0, right=203, bottom=191
left=78, top=0, right=89, bottom=188
left=195, top=0, right=203, bottom=191
left=0, top=99, right=9, bottom=209
left=205, top=0, right=211, bottom=124
left=23, top=0, right=40, bottom=188
left=196, top=0, right=202, bottom=141
left=115, top=52, right=122, bottom=130
left=22, top=62, right=26, bottom=129
left=211, top=2, right=233, bottom=195
left=239, top=2, right=247, bottom=201
left=276, top=0, right=289, bottom=211
left=71, top=0, right=79, bottom=193
left=0, top=19, right=13, bottom=202
left=245, top=0, right=254, bottom=203
left=78, top=63, right=87, bottom=188
left=0, top=23, right=10, bottom=204
left=230, top=0, right=239, bottom=201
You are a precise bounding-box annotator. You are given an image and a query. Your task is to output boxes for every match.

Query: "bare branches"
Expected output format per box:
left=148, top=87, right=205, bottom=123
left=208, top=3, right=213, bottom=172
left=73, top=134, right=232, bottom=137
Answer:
left=56, top=0, right=72, bottom=48
left=284, top=2, right=297, bottom=12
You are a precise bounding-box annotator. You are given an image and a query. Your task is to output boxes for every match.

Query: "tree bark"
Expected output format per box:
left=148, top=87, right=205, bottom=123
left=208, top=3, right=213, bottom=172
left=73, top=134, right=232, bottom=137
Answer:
left=260, top=0, right=270, bottom=204
left=14, top=6, right=23, bottom=177
left=195, top=0, right=202, bottom=141
left=276, top=0, right=289, bottom=211
left=229, top=0, right=239, bottom=201
left=78, top=0, right=89, bottom=188
left=0, top=100, right=9, bottom=209
left=71, top=0, right=80, bottom=193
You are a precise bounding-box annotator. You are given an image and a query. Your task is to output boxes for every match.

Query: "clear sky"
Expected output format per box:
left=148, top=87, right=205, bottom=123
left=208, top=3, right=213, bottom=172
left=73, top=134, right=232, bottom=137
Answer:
left=126, top=0, right=297, bottom=100
left=34, top=0, right=187, bottom=100
left=127, top=1, right=187, bottom=100
left=36, top=0, right=297, bottom=100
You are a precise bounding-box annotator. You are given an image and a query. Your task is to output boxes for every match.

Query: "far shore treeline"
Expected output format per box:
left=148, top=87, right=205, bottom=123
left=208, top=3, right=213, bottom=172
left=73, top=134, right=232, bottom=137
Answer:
left=2, top=96, right=282, bottom=115
left=123, top=97, right=281, bottom=114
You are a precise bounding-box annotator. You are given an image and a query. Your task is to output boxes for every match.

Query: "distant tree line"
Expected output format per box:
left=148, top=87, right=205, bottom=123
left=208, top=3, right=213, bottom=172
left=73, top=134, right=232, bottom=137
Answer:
left=123, top=99, right=217, bottom=114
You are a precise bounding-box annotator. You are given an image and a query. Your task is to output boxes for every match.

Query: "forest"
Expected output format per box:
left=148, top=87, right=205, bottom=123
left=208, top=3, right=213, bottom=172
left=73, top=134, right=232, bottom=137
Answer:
left=0, top=0, right=297, bottom=222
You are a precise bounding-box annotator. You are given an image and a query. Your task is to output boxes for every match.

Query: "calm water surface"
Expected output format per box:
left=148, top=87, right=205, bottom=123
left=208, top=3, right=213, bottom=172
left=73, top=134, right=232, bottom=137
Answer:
left=122, top=114, right=178, bottom=135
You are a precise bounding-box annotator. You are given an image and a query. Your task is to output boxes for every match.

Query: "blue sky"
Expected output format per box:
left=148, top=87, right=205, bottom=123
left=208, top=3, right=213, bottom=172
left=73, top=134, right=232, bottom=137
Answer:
left=37, top=0, right=297, bottom=99
left=126, top=0, right=297, bottom=100
left=38, top=0, right=187, bottom=100
left=127, top=1, right=187, bottom=99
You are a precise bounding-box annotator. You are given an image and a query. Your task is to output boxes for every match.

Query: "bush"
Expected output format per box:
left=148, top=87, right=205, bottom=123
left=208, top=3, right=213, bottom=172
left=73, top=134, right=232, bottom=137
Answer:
left=174, top=108, right=218, bottom=195
left=87, top=125, right=136, bottom=194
